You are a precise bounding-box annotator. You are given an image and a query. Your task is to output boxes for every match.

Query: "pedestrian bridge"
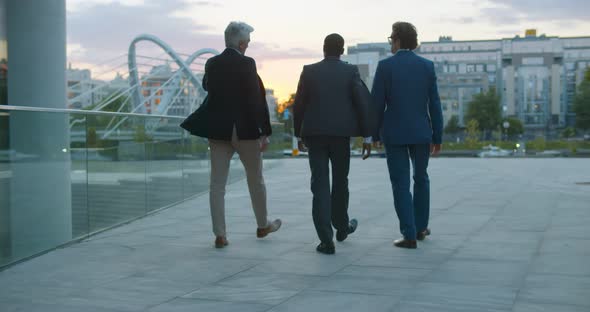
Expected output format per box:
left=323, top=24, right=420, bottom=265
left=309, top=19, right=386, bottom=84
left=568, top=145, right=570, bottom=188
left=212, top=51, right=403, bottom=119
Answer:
left=1, top=158, right=589, bottom=311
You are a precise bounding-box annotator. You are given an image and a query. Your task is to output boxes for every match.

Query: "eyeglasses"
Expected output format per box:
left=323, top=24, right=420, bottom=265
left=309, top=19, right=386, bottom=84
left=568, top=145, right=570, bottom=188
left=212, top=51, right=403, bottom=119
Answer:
left=387, top=36, right=393, bottom=45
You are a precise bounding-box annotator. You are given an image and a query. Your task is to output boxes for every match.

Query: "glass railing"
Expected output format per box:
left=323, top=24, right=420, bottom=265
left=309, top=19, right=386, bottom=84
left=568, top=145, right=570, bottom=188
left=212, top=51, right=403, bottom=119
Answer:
left=0, top=105, right=286, bottom=268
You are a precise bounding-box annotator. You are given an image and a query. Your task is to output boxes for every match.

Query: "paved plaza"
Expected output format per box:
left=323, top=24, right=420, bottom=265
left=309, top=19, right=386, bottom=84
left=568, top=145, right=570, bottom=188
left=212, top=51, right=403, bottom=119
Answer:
left=1, top=158, right=589, bottom=311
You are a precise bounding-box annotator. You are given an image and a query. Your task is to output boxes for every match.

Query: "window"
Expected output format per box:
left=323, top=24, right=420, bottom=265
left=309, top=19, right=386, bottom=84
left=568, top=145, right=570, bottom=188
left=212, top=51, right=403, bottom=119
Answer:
left=487, top=64, right=496, bottom=72
left=459, top=63, right=467, bottom=73
left=522, top=57, right=544, bottom=65
left=476, top=64, right=484, bottom=72
left=467, top=65, right=475, bottom=73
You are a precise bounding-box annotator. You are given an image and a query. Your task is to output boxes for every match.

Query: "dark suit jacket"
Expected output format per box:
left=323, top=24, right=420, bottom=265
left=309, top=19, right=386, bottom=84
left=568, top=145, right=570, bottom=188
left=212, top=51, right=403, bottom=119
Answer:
left=180, top=95, right=209, bottom=138
left=202, top=48, right=272, bottom=141
left=293, top=57, right=371, bottom=138
left=371, top=50, right=443, bottom=144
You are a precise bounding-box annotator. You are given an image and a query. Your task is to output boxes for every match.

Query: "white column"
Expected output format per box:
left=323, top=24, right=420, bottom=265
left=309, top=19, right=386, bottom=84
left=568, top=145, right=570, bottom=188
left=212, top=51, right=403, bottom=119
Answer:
left=7, top=0, right=71, bottom=259
left=551, top=64, right=562, bottom=125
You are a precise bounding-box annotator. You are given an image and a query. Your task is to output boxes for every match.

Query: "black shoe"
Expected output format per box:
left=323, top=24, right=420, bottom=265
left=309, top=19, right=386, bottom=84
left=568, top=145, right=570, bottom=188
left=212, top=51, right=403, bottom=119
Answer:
left=416, top=228, right=431, bottom=241
left=336, top=219, right=358, bottom=242
left=316, top=242, right=335, bottom=254
left=393, top=238, right=417, bottom=249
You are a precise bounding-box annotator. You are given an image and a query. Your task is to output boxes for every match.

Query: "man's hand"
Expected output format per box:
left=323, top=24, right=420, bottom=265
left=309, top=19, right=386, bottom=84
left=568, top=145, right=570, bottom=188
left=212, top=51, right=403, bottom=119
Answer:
left=362, top=143, right=372, bottom=160
left=260, top=136, right=270, bottom=152
left=430, top=144, right=442, bottom=156
left=298, top=140, right=308, bottom=153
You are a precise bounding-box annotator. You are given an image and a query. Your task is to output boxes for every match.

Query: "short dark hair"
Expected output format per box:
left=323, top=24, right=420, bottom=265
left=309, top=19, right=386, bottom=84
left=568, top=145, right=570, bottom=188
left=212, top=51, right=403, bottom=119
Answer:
left=391, top=22, right=418, bottom=50
left=323, top=33, right=345, bottom=56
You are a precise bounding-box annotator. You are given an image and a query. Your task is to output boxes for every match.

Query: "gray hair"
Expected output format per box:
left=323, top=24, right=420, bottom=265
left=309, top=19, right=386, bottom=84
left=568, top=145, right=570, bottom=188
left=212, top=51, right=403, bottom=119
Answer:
left=224, top=21, right=254, bottom=49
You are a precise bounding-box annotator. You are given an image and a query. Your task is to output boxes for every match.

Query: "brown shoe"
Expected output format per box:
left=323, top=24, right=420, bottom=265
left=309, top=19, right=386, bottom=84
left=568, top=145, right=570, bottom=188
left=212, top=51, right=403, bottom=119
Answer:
left=394, top=238, right=417, bottom=249
left=256, top=219, right=282, bottom=238
left=417, top=228, right=431, bottom=241
left=215, top=236, right=228, bottom=248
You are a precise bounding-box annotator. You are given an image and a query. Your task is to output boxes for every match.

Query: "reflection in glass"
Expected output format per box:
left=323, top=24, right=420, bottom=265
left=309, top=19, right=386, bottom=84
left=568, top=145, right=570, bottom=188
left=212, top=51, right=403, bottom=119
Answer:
left=87, top=114, right=147, bottom=232
left=146, top=116, right=183, bottom=211
left=69, top=112, right=88, bottom=238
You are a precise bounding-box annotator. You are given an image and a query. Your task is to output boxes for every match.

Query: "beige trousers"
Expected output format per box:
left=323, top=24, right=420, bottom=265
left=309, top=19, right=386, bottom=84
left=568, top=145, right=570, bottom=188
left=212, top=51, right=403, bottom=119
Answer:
left=208, top=128, right=268, bottom=237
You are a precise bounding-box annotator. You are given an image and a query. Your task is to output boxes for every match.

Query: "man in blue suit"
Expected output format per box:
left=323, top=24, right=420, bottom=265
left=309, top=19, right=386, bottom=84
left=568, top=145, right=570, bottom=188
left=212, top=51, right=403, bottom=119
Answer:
left=371, top=22, right=443, bottom=249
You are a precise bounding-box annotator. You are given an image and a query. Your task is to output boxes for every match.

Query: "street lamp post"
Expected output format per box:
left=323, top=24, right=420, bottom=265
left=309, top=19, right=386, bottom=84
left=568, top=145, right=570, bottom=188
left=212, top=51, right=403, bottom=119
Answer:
left=503, top=121, right=510, bottom=141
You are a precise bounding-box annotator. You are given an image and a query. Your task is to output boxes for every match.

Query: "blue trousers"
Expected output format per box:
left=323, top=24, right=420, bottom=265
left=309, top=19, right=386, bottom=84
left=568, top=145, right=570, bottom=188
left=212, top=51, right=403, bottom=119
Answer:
left=384, top=144, right=431, bottom=240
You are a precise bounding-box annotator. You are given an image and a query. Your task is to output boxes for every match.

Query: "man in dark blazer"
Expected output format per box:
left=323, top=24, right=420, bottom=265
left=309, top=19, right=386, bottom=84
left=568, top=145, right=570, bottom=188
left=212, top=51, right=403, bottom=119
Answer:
left=203, top=21, right=281, bottom=248
left=371, top=22, right=443, bottom=249
left=293, top=33, right=372, bottom=255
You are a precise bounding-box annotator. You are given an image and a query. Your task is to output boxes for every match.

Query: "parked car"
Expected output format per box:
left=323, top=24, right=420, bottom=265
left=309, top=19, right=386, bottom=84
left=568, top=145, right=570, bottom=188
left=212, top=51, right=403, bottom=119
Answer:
left=477, top=145, right=512, bottom=158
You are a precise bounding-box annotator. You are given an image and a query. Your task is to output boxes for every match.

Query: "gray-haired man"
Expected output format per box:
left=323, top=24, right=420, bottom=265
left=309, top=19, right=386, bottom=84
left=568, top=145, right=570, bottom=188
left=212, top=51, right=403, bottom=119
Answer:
left=203, top=21, right=281, bottom=248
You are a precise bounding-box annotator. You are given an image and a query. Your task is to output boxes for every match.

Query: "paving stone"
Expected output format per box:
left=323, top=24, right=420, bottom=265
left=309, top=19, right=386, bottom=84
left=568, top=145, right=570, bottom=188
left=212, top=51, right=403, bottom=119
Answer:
left=1, top=159, right=589, bottom=311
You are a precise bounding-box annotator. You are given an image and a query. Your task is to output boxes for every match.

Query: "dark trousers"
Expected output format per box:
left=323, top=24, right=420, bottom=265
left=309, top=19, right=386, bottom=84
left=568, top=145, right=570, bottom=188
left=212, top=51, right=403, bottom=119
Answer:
left=384, top=144, right=431, bottom=240
left=305, top=136, right=351, bottom=243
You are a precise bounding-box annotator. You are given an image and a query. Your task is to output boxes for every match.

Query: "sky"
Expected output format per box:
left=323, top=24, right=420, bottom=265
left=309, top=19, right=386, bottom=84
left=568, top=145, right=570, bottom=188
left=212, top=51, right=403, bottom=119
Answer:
left=66, top=0, right=590, bottom=102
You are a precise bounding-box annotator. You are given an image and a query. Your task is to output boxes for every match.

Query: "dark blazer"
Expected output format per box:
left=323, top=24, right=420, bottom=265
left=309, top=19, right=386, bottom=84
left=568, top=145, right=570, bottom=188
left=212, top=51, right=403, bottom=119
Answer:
left=371, top=50, right=443, bottom=144
left=180, top=95, right=209, bottom=138
left=293, top=57, right=371, bottom=138
left=202, top=48, right=272, bottom=141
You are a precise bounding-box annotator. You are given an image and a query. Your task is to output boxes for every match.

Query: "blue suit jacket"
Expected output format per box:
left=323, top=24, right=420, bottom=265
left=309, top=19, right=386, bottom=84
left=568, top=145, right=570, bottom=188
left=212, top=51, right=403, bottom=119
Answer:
left=371, top=50, right=443, bottom=145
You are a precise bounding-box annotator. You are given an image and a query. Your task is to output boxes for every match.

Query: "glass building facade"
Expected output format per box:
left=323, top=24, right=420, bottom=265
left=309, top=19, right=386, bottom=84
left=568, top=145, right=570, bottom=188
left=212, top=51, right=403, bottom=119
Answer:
left=1, top=0, right=7, bottom=105
left=0, top=0, right=8, bottom=263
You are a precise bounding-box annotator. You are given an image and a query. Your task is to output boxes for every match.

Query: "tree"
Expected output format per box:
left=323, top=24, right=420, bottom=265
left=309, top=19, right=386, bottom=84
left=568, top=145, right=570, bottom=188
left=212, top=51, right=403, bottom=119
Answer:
left=276, top=93, right=295, bottom=121
left=85, top=93, right=131, bottom=129
left=87, top=127, right=98, bottom=148
left=561, top=127, right=577, bottom=139
left=465, top=88, right=502, bottom=139
left=573, top=69, right=590, bottom=131
left=133, top=125, right=152, bottom=143
left=465, top=119, right=481, bottom=149
left=444, top=115, right=461, bottom=135
left=503, top=117, right=524, bottom=138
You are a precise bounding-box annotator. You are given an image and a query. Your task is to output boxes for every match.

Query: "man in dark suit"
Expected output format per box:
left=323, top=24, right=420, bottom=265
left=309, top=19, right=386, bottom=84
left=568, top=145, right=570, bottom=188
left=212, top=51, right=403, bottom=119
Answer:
left=294, top=33, right=372, bottom=254
left=371, top=22, right=443, bottom=249
left=203, top=21, right=281, bottom=248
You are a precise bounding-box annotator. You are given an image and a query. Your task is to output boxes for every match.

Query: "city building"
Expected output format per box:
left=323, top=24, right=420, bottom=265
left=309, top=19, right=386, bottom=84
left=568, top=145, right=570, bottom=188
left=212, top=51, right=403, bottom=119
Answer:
left=66, top=65, right=108, bottom=109
left=139, top=63, right=202, bottom=116
left=266, top=88, right=278, bottom=122
left=343, top=30, right=590, bottom=134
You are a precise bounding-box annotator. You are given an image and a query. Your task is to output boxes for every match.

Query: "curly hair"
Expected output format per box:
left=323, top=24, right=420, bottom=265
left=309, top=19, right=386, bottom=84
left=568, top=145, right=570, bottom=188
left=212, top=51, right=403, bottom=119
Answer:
left=391, top=22, right=418, bottom=50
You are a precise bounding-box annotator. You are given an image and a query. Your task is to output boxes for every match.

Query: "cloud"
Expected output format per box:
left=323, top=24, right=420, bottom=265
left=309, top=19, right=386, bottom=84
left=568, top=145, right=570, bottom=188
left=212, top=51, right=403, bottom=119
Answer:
left=487, top=0, right=590, bottom=22
left=439, top=17, right=476, bottom=25
left=67, top=0, right=146, bottom=12
left=67, top=0, right=223, bottom=64
left=479, top=7, right=523, bottom=25
left=66, top=0, right=314, bottom=74
left=437, top=0, right=590, bottom=28
left=249, top=44, right=321, bottom=62
left=188, top=1, right=223, bottom=7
